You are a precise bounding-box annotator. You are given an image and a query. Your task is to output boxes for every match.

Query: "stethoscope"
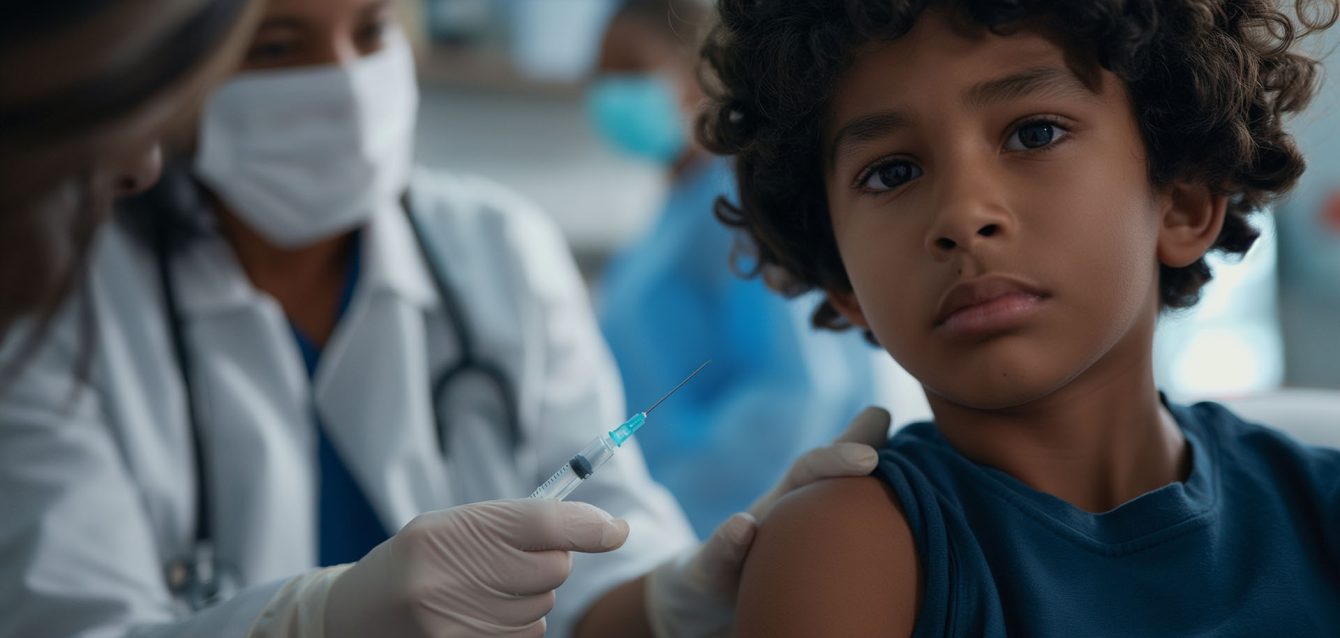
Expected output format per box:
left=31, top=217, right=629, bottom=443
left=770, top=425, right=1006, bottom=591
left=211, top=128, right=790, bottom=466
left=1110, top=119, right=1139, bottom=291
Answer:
left=150, top=195, right=520, bottom=610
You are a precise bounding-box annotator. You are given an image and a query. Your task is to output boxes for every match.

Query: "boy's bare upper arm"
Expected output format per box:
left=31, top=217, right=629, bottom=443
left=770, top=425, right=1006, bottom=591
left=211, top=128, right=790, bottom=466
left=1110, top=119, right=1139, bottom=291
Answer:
left=736, top=476, right=921, bottom=637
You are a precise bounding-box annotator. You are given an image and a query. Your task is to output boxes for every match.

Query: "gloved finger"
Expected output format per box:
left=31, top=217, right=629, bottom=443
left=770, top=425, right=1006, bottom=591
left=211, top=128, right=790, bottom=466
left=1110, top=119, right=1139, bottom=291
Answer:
left=505, top=500, right=630, bottom=553
left=786, top=407, right=892, bottom=488
left=792, top=441, right=881, bottom=485
left=686, top=512, right=757, bottom=597
left=745, top=408, right=890, bottom=521
left=750, top=441, right=878, bottom=520
left=506, top=618, right=547, bottom=638
left=834, top=406, right=894, bottom=446
left=442, top=606, right=549, bottom=638
left=489, top=590, right=557, bottom=628
left=511, top=620, right=547, bottom=638
left=504, top=550, right=573, bottom=596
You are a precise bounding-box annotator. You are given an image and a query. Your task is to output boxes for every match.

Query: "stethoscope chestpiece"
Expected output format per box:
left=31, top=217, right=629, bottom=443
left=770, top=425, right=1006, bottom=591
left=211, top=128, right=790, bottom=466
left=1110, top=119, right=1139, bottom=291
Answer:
left=165, top=541, right=227, bottom=612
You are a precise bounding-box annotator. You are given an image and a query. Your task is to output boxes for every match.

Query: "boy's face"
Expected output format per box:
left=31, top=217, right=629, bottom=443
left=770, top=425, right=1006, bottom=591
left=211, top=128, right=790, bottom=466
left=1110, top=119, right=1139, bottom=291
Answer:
left=822, top=11, right=1217, bottom=410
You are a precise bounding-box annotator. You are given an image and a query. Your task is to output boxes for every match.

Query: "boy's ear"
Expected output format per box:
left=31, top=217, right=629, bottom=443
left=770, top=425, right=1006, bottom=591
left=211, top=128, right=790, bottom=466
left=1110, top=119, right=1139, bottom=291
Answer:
left=827, top=289, right=870, bottom=329
left=1157, top=180, right=1229, bottom=268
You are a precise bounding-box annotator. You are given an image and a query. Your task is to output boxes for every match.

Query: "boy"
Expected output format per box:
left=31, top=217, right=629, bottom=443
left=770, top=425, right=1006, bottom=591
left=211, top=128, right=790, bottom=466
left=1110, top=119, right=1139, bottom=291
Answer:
left=697, top=1, right=1340, bottom=635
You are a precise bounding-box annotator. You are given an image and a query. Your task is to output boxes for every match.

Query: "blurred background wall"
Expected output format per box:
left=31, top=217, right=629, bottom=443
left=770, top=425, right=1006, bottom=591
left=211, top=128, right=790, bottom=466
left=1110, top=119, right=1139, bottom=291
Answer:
left=409, top=0, right=661, bottom=282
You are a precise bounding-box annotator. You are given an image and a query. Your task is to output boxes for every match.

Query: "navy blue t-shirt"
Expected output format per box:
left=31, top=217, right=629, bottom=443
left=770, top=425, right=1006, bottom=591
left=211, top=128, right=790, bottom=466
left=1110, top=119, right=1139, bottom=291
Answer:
left=873, top=400, right=1340, bottom=636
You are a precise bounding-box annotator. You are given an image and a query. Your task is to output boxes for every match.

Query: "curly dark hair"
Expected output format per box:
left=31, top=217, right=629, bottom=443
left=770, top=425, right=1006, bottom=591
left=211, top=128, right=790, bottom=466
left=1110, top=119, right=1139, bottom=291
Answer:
left=697, top=0, right=1337, bottom=333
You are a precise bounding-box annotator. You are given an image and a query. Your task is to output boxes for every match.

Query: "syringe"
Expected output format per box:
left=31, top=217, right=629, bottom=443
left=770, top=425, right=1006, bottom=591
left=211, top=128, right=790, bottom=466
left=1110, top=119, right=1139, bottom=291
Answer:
left=530, top=361, right=710, bottom=501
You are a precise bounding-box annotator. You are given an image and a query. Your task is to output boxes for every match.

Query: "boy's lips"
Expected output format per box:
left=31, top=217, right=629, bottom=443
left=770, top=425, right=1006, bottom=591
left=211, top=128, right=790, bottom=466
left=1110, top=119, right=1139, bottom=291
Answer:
left=934, top=275, right=1049, bottom=333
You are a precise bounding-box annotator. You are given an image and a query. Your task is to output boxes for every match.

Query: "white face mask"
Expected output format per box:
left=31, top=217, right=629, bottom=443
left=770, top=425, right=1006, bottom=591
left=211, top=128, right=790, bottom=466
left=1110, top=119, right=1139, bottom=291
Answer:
left=195, top=30, right=417, bottom=247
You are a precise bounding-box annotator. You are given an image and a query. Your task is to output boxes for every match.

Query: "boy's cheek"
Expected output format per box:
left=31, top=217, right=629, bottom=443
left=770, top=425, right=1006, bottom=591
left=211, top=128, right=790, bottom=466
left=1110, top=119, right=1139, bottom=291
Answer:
left=839, top=235, right=929, bottom=319
left=846, top=275, right=924, bottom=348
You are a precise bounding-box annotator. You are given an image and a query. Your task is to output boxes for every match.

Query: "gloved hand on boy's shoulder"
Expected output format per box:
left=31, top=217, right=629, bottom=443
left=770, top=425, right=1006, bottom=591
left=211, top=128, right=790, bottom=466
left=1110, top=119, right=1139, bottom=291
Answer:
left=645, top=406, right=893, bottom=637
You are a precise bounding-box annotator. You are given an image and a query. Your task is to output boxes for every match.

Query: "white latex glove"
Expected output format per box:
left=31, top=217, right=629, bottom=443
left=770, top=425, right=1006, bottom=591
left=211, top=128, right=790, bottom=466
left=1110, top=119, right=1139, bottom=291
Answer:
left=246, top=499, right=629, bottom=638
left=644, top=406, right=893, bottom=637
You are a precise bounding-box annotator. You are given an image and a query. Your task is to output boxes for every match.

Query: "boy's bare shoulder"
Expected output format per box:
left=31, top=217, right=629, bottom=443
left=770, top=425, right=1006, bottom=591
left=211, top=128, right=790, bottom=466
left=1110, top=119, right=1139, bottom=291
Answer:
left=736, top=476, right=921, bottom=638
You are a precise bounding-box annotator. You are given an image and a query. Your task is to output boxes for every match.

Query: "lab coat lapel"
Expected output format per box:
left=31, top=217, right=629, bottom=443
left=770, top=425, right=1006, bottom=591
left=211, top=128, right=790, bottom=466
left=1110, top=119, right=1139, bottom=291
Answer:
left=401, top=182, right=532, bottom=501
left=312, top=206, right=452, bottom=533
left=170, top=235, right=317, bottom=584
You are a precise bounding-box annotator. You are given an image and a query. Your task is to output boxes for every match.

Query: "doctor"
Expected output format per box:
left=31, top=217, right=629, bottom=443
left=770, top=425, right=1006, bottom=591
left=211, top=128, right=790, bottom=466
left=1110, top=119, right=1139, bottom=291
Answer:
left=0, top=0, right=892, bottom=636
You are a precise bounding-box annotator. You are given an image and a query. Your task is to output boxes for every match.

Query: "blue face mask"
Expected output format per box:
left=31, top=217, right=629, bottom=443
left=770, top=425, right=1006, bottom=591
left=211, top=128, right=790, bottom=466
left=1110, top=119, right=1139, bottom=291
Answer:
left=587, top=74, right=687, bottom=164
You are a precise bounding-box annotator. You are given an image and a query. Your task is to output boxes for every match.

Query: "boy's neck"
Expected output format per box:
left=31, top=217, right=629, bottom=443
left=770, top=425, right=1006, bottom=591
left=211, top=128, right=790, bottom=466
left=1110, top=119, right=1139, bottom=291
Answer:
left=927, top=318, right=1190, bottom=514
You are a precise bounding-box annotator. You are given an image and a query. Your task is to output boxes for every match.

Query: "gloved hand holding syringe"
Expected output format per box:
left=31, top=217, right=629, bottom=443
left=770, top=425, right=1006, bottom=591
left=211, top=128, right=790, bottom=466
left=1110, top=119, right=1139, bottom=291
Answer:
left=254, top=357, right=887, bottom=638
left=531, top=360, right=711, bottom=501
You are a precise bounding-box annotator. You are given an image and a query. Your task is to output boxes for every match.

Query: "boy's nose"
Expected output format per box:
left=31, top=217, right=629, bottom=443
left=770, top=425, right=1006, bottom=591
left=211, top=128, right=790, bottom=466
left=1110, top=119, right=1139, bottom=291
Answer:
left=924, top=181, right=1014, bottom=259
left=928, top=222, right=1003, bottom=256
left=923, top=152, right=1017, bottom=259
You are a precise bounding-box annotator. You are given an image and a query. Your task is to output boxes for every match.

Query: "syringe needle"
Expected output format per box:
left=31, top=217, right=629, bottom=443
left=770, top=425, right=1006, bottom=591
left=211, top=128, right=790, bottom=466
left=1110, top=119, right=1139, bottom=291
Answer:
left=643, top=360, right=711, bottom=415
left=532, top=360, right=711, bottom=500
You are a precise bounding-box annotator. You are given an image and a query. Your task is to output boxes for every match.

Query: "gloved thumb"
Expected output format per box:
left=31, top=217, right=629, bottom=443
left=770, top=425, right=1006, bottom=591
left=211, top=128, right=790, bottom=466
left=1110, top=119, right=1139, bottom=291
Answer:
left=835, top=406, right=893, bottom=447
left=689, top=512, right=757, bottom=597
left=747, top=407, right=891, bottom=520
left=504, top=500, right=630, bottom=553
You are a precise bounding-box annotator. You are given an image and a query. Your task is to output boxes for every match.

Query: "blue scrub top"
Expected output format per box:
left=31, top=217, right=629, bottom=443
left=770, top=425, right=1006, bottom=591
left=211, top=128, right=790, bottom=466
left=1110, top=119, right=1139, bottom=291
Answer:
left=599, top=158, right=883, bottom=537
left=289, top=235, right=390, bottom=566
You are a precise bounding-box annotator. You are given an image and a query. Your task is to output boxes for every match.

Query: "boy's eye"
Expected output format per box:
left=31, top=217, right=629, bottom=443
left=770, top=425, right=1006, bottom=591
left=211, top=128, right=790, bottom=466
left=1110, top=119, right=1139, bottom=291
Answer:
left=860, top=160, right=923, bottom=192
left=1005, top=119, right=1069, bottom=151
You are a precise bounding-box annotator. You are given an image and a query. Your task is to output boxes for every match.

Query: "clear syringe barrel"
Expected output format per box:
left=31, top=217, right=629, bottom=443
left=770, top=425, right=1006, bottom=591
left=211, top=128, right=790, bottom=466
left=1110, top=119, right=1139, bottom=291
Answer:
left=529, top=434, right=619, bottom=501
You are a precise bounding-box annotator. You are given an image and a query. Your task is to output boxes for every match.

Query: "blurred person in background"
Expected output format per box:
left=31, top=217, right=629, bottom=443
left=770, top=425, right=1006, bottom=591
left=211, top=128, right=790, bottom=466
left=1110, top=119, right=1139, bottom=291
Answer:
left=589, top=0, right=929, bottom=536
left=0, top=0, right=898, bottom=636
left=1273, top=26, right=1340, bottom=390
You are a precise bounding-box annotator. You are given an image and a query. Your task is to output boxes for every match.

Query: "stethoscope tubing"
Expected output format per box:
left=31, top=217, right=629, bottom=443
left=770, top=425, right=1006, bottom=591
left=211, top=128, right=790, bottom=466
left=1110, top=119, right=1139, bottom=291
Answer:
left=152, top=194, right=520, bottom=607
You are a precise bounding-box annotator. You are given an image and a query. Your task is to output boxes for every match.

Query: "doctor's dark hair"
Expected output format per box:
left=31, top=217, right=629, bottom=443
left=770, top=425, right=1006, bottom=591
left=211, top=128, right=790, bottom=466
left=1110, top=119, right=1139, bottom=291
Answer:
left=696, top=0, right=1337, bottom=333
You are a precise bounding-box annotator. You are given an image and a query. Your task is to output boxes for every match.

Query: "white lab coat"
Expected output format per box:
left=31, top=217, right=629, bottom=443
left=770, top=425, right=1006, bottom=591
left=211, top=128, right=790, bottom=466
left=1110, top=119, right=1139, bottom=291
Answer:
left=0, top=169, right=695, bottom=638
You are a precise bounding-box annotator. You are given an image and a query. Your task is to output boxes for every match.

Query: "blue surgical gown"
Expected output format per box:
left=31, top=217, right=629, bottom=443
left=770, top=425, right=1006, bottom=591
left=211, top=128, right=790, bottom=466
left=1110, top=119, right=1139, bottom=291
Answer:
left=598, top=157, right=884, bottom=537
